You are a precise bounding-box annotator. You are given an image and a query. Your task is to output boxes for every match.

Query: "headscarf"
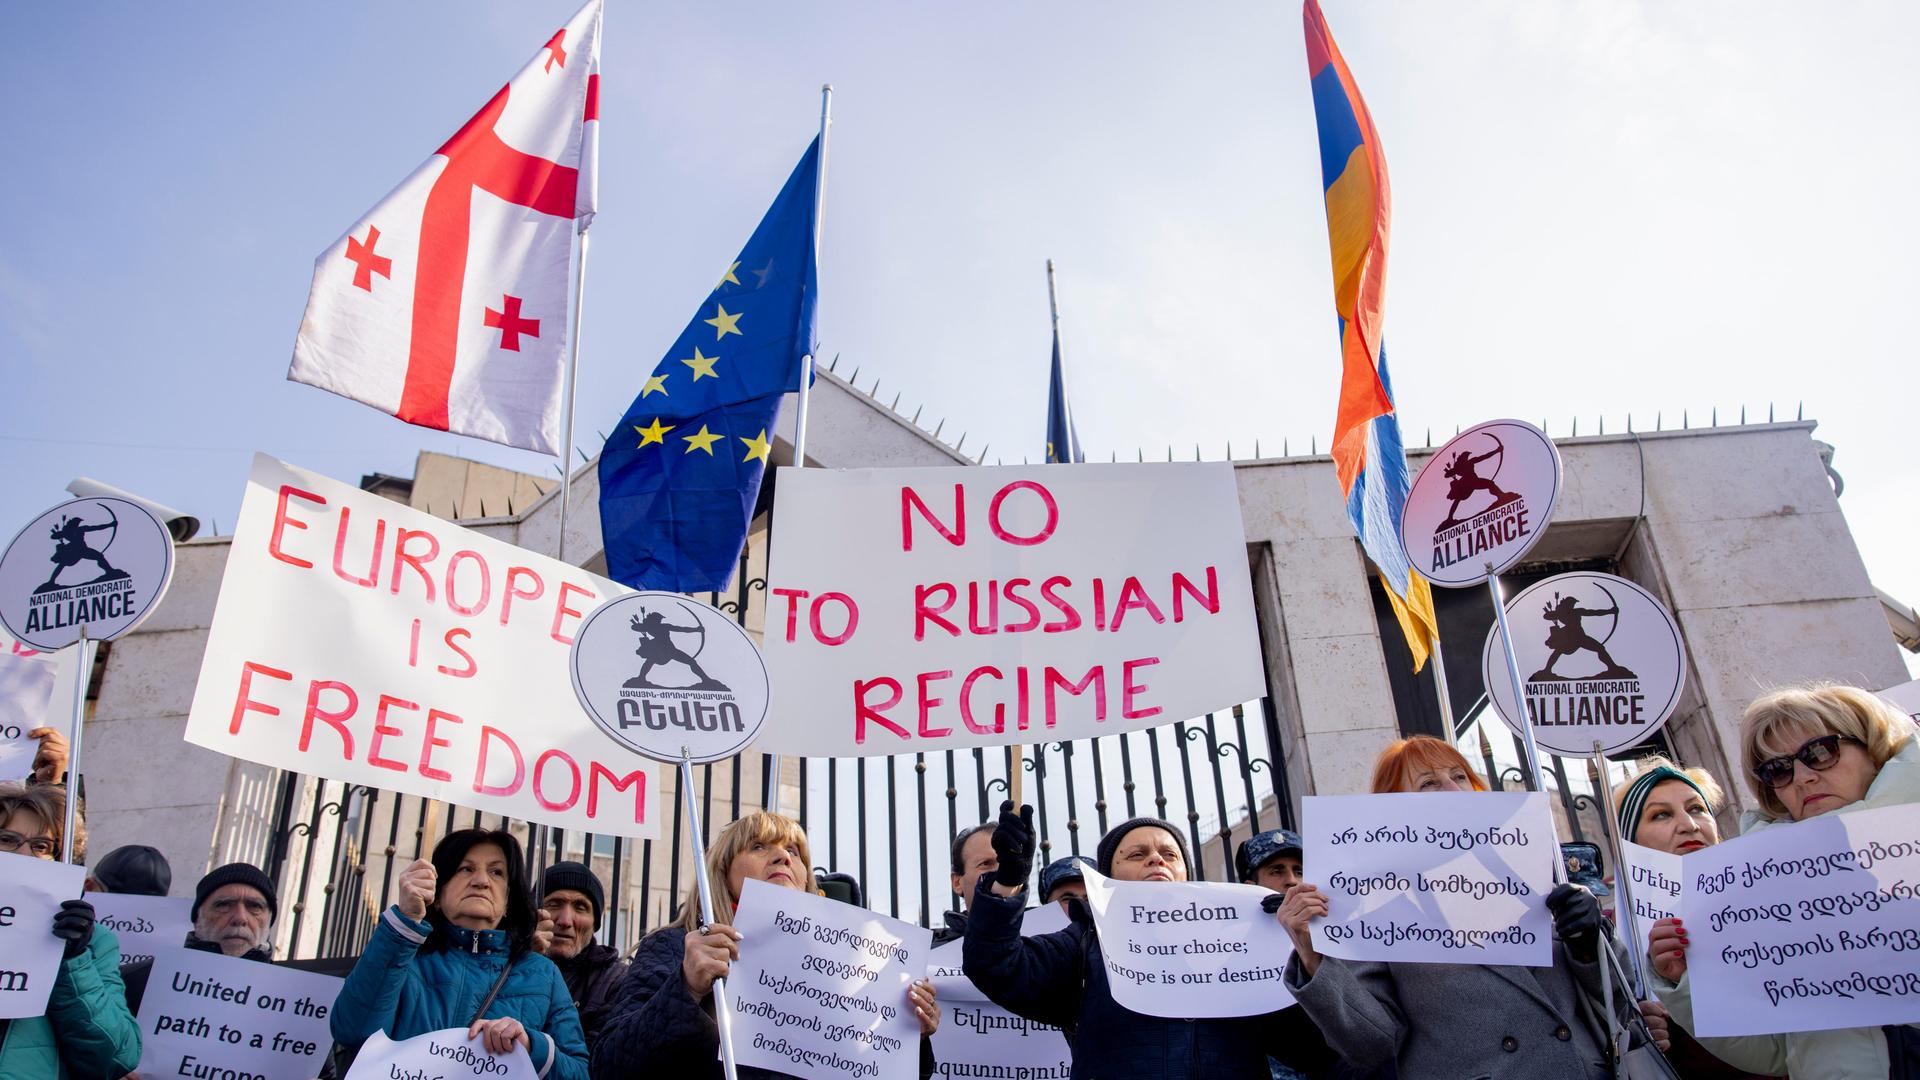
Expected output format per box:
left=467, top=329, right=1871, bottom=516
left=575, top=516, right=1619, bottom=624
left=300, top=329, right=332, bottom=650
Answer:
left=1616, top=766, right=1709, bottom=843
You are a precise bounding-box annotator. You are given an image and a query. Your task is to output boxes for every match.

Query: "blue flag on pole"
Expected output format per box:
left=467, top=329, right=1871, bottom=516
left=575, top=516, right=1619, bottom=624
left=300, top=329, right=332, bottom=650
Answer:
left=1044, top=330, right=1082, bottom=463
left=598, top=139, right=820, bottom=591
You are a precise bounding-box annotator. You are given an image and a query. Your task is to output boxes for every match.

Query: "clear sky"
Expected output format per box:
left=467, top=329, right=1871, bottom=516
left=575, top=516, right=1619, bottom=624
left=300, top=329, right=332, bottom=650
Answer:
left=3, top=2, right=1915, bottom=678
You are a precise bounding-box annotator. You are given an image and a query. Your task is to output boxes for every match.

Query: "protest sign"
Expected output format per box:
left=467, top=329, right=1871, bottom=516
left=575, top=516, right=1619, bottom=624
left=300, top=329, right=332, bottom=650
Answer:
left=1304, top=791, right=1557, bottom=967
left=760, top=463, right=1265, bottom=757
left=1681, top=801, right=1920, bottom=1037
left=925, top=899, right=1070, bottom=984
left=1481, top=572, right=1687, bottom=756
left=88, top=892, right=192, bottom=970
left=343, top=1028, right=537, bottom=1080
left=184, top=455, right=658, bottom=837
left=1079, top=868, right=1295, bottom=1018
left=0, top=852, right=84, bottom=1018
left=570, top=592, right=769, bottom=765
left=1401, top=419, right=1560, bottom=588
left=1620, top=840, right=1684, bottom=963
left=0, top=632, right=57, bottom=780
left=729, top=877, right=931, bottom=1080
left=924, top=902, right=1073, bottom=1079
left=135, top=945, right=342, bottom=1080
left=0, top=495, right=176, bottom=650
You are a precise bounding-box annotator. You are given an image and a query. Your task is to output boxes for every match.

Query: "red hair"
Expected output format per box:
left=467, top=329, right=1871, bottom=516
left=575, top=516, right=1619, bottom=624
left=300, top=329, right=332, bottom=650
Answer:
left=1370, top=736, right=1488, bottom=794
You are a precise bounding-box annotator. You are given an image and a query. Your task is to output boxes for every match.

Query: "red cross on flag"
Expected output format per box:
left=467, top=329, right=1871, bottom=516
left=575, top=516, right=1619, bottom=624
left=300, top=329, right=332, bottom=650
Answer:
left=289, top=0, right=602, bottom=456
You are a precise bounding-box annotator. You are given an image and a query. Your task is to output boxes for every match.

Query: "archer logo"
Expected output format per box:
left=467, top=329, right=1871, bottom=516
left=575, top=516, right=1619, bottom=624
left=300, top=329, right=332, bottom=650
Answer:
left=1430, top=434, right=1532, bottom=570
left=615, top=601, right=745, bottom=737
left=21, top=504, right=137, bottom=635
left=1523, top=583, right=1645, bottom=728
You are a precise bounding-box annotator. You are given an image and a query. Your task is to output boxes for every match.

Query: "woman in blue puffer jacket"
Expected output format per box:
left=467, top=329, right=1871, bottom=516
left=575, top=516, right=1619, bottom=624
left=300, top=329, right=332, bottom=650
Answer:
left=330, top=828, right=588, bottom=1079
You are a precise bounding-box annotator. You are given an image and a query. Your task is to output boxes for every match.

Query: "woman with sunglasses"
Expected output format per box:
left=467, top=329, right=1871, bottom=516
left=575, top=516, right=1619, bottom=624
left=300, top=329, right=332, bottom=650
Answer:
left=1644, top=682, right=1919, bottom=1079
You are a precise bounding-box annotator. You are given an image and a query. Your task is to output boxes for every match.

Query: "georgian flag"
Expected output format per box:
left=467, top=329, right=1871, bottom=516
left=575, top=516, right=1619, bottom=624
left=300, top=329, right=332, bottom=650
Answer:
left=289, top=0, right=602, bottom=455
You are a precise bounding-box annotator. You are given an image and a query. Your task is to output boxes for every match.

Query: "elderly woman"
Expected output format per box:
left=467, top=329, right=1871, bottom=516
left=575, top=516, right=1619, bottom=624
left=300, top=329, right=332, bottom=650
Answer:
left=0, top=783, right=142, bottom=1078
left=1644, top=683, right=1920, bottom=1079
left=1279, top=735, right=1656, bottom=1079
left=593, top=810, right=941, bottom=1080
left=330, top=828, right=587, bottom=1078
left=961, top=805, right=1334, bottom=1079
left=1614, top=757, right=1783, bottom=1080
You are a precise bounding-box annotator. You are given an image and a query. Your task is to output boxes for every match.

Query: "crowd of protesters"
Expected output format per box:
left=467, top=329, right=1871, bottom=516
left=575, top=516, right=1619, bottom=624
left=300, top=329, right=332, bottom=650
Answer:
left=2, top=679, right=1914, bottom=1079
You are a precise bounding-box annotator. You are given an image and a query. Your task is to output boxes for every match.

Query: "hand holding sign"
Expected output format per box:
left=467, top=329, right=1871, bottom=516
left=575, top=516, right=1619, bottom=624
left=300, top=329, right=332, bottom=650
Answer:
left=27, top=726, right=67, bottom=785
left=396, top=858, right=435, bottom=921
left=683, top=923, right=742, bottom=999
left=468, top=1014, right=530, bottom=1056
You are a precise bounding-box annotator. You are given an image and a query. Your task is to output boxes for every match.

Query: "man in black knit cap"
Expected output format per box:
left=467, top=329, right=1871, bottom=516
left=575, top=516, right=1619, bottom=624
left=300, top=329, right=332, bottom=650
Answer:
left=125, top=862, right=279, bottom=1013
left=536, top=860, right=628, bottom=1050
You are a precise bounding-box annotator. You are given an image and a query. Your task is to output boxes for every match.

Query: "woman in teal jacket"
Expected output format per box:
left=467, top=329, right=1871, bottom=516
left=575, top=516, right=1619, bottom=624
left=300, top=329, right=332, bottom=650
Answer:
left=330, top=828, right=588, bottom=1079
left=0, top=783, right=143, bottom=1079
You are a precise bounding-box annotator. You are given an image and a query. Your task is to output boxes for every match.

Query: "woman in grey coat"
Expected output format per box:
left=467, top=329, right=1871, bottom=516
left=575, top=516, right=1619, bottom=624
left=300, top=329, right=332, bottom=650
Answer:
left=1276, top=736, right=1660, bottom=1080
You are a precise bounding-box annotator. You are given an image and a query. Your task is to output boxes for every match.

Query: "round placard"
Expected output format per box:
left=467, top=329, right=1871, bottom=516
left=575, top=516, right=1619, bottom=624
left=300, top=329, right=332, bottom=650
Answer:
left=1480, top=571, right=1687, bottom=756
left=0, top=497, right=176, bottom=650
left=569, top=592, right=770, bottom=764
left=1401, top=419, right=1561, bottom=588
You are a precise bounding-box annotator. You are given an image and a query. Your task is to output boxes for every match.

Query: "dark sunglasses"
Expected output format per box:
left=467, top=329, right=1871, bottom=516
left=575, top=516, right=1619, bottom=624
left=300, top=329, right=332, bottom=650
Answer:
left=1752, top=733, right=1856, bottom=790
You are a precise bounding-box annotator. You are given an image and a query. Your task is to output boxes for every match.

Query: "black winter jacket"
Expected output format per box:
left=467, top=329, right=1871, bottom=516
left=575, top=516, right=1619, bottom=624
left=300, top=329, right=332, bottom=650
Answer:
left=553, top=941, right=627, bottom=1051
left=962, top=879, right=1335, bottom=1080
left=592, top=927, right=938, bottom=1080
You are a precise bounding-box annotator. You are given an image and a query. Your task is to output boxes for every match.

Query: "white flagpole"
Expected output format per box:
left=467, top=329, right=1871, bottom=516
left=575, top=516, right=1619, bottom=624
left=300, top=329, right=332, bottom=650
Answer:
left=769, top=86, right=833, bottom=821
left=555, top=227, right=591, bottom=563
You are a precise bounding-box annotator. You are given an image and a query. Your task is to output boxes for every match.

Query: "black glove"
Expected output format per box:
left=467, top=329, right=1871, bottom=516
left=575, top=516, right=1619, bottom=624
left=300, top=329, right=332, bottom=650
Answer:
left=1260, top=892, right=1286, bottom=915
left=1546, top=882, right=1604, bottom=962
left=52, top=898, right=95, bottom=959
left=989, top=801, right=1037, bottom=889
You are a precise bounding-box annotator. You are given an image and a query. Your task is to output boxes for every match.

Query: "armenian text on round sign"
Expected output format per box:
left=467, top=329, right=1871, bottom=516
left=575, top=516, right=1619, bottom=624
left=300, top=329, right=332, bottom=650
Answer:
left=570, top=591, right=770, bottom=765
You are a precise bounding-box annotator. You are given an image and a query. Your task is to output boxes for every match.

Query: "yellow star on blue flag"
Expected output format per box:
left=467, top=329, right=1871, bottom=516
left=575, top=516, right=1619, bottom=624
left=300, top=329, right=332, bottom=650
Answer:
left=597, top=138, right=822, bottom=591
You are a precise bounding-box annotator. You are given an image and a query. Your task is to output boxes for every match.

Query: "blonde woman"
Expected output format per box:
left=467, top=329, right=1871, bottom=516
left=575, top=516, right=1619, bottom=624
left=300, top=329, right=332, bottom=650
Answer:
left=592, top=811, right=941, bottom=1079
left=1646, top=683, right=1919, bottom=1079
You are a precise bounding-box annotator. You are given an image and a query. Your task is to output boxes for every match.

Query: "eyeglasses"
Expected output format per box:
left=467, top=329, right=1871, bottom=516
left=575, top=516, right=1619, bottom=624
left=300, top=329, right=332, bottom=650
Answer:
left=1752, top=734, right=1856, bottom=790
left=0, top=829, right=56, bottom=857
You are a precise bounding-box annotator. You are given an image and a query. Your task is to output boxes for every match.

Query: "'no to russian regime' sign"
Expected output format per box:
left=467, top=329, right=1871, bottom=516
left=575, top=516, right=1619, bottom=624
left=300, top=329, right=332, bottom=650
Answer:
left=760, top=464, right=1265, bottom=757
left=184, top=455, right=657, bottom=837
left=1481, top=571, right=1686, bottom=756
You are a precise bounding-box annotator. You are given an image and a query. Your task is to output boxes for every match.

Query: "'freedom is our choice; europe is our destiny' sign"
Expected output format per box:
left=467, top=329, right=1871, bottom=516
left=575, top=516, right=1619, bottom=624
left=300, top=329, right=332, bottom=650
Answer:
left=759, top=464, right=1265, bottom=757
left=183, top=455, right=658, bottom=837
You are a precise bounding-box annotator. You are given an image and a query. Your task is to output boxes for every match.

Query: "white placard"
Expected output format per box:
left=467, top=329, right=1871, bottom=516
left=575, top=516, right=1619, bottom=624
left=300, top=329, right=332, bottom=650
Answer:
left=184, top=455, right=658, bottom=837
left=0, top=631, right=59, bottom=780
left=87, top=892, right=192, bottom=969
left=760, top=463, right=1265, bottom=757
left=0, top=496, right=176, bottom=650
left=1879, top=676, right=1920, bottom=725
left=0, top=852, right=85, bottom=1018
left=1079, top=868, right=1295, bottom=1018
left=343, top=1027, right=537, bottom=1080
left=570, top=592, right=769, bottom=765
left=1681, top=801, right=1920, bottom=1037
left=729, top=878, right=930, bottom=1080
left=1620, top=840, right=1684, bottom=963
left=1481, top=572, right=1687, bottom=756
left=1304, top=792, right=1557, bottom=967
left=1401, top=419, right=1560, bottom=588
left=135, top=946, right=342, bottom=1080
left=924, top=903, right=1074, bottom=1080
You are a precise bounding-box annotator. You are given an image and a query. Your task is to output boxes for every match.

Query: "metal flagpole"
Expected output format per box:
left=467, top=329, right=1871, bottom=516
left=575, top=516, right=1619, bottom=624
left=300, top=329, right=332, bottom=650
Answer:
left=1590, top=739, right=1649, bottom=998
left=682, top=749, right=741, bottom=1080
left=1430, top=626, right=1458, bottom=737
left=555, top=228, right=592, bottom=563
left=61, top=625, right=94, bottom=864
left=768, top=85, right=833, bottom=820
left=1486, top=565, right=1563, bottom=884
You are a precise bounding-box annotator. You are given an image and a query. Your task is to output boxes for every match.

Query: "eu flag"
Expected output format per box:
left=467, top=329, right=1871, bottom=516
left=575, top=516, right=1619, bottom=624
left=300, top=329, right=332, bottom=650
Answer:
left=598, top=139, right=820, bottom=591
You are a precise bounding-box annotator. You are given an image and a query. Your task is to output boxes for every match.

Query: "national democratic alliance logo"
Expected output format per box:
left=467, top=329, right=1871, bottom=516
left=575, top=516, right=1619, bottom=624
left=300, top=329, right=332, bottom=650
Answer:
left=1480, top=571, right=1685, bottom=756
left=0, top=497, right=175, bottom=650
left=1402, top=420, right=1560, bottom=588
left=570, top=592, right=769, bottom=764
